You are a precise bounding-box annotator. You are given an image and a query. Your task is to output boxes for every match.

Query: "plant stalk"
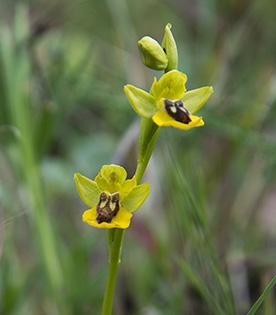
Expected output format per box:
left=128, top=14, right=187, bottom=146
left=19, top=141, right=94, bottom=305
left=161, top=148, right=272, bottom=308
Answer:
left=101, top=229, right=124, bottom=315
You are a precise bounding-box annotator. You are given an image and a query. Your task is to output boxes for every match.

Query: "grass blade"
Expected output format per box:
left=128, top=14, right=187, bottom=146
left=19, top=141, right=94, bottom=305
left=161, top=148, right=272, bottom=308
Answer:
left=247, top=276, right=276, bottom=315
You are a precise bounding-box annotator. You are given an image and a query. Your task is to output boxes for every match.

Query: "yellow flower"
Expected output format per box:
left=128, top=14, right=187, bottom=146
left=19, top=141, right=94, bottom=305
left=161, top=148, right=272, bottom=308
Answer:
left=74, top=165, right=150, bottom=229
left=124, top=70, right=213, bottom=130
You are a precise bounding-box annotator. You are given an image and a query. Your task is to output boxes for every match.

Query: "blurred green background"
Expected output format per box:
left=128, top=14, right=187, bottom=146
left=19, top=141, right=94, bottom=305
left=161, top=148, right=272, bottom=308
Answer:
left=0, top=0, right=276, bottom=314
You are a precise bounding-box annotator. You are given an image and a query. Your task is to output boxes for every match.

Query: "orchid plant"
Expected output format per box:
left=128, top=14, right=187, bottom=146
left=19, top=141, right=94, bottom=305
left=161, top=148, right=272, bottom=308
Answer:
left=74, top=23, right=213, bottom=315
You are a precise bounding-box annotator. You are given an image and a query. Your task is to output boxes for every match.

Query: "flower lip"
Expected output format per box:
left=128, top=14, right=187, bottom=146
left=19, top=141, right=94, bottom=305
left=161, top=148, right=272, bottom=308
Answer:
left=96, top=191, right=120, bottom=224
left=164, top=99, right=192, bottom=124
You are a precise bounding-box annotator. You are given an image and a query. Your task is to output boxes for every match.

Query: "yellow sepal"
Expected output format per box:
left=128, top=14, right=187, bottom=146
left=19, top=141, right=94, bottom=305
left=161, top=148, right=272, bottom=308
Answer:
left=124, top=84, right=157, bottom=118
left=182, top=86, right=214, bottom=114
left=121, top=182, right=150, bottom=212
left=74, top=173, right=100, bottom=208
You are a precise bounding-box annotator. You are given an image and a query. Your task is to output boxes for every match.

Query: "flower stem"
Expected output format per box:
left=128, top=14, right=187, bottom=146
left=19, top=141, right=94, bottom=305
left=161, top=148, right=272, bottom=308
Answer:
left=135, top=118, right=160, bottom=182
left=101, top=229, right=124, bottom=315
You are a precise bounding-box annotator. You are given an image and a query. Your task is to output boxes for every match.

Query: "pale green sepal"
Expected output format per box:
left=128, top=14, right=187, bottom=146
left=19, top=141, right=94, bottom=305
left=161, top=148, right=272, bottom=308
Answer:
left=150, top=70, right=187, bottom=100
left=100, top=164, right=127, bottom=185
left=162, top=23, right=178, bottom=71
left=150, top=77, right=158, bottom=96
left=121, top=182, right=150, bottom=212
left=94, top=173, right=110, bottom=192
left=182, top=86, right=214, bottom=114
left=74, top=173, right=101, bottom=208
left=120, top=177, right=137, bottom=200
left=124, top=84, right=157, bottom=118
left=138, top=36, right=168, bottom=70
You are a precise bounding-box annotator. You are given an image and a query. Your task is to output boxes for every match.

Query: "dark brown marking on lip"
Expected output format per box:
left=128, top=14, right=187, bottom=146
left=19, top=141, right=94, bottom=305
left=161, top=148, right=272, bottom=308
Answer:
left=164, top=99, right=192, bottom=124
left=96, top=192, right=120, bottom=224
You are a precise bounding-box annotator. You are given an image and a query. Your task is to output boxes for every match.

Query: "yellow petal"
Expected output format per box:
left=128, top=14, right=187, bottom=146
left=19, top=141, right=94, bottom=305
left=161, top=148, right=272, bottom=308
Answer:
left=150, top=70, right=187, bottom=100
left=121, top=182, right=150, bottom=212
left=120, top=177, right=137, bottom=200
left=82, top=207, right=132, bottom=229
left=182, top=86, right=214, bottom=114
left=74, top=173, right=100, bottom=208
left=95, top=164, right=127, bottom=193
left=152, top=110, right=204, bottom=130
left=112, top=207, right=132, bottom=228
left=94, top=174, right=112, bottom=192
left=150, top=77, right=159, bottom=97
left=101, top=164, right=127, bottom=184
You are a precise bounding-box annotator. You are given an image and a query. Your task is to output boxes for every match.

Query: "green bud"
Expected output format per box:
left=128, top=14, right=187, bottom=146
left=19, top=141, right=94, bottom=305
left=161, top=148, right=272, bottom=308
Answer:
left=162, top=23, right=178, bottom=71
left=138, top=36, right=168, bottom=70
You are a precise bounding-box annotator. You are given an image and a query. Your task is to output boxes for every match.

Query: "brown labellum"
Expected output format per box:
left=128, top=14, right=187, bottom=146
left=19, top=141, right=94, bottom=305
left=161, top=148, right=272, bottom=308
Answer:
left=164, top=99, right=192, bottom=124
left=96, top=192, right=120, bottom=224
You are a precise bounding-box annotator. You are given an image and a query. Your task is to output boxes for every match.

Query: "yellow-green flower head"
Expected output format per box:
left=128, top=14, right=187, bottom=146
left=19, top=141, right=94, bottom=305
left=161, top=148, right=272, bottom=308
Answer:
left=74, top=164, right=150, bottom=229
left=124, top=70, right=213, bottom=130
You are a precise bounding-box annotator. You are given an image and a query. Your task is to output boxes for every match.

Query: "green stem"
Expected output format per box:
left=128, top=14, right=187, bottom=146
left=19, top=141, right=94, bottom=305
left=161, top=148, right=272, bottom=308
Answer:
left=101, top=229, right=124, bottom=315
left=135, top=118, right=160, bottom=183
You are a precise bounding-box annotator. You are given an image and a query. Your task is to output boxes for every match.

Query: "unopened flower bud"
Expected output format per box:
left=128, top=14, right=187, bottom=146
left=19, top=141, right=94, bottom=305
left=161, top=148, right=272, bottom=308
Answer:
left=138, top=36, right=168, bottom=70
left=162, top=23, right=178, bottom=71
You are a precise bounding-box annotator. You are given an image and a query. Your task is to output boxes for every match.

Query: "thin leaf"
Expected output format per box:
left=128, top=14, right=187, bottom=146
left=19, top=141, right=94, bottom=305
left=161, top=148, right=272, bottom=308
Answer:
left=247, top=276, right=276, bottom=315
